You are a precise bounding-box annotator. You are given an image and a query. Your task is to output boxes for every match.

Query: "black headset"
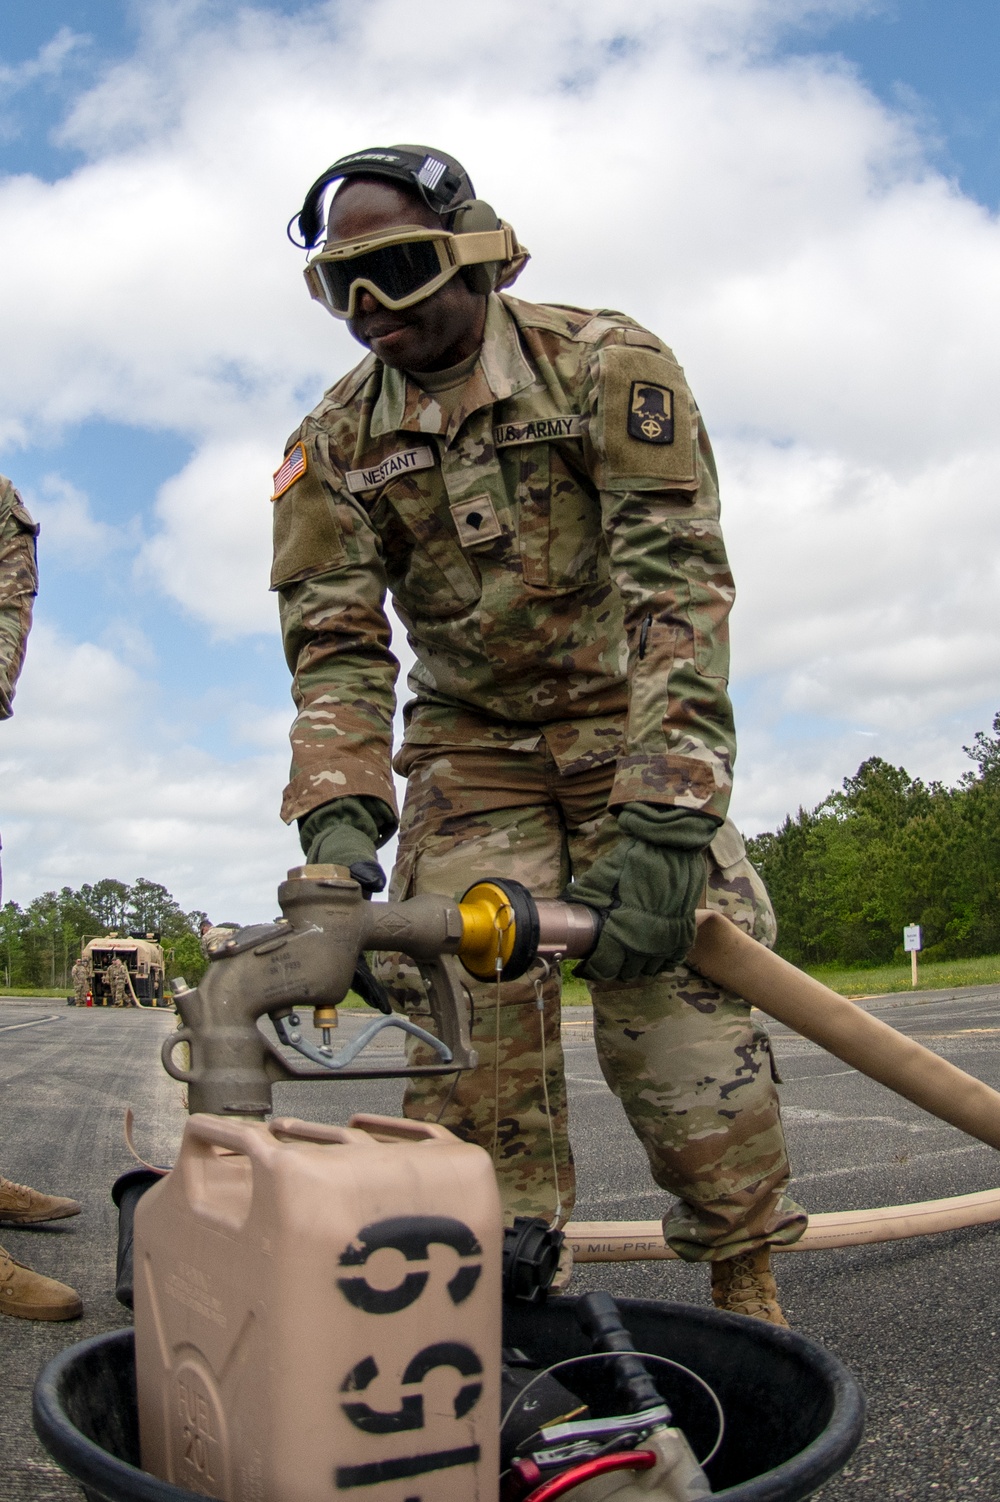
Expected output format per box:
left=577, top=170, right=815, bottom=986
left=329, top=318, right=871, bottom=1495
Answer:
left=289, top=143, right=504, bottom=296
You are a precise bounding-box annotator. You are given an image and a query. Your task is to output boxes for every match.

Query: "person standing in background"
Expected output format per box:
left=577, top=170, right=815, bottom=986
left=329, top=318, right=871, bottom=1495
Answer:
left=71, top=954, right=90, bottom=1007
left=0, top=474, right=83, bottom=1320
left=106, top=953, right=134, bottom=1007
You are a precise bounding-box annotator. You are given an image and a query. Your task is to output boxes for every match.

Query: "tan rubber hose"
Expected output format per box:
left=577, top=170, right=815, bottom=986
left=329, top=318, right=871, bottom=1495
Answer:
left=688, top=910, right=1000, bottom=1152
left=563, top=910, right=1000, bottom=1260
left=565, top=1188, right=1000, bottom=1260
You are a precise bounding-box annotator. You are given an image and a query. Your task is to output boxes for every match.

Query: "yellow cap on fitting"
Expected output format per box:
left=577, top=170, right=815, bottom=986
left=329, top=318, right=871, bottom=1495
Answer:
left=457, top=882, right=518, bottom=981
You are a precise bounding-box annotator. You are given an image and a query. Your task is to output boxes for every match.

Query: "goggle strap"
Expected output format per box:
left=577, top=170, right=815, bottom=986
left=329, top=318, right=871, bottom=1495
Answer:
left=310, top=226, right=514, bottom=269
left=449, top=227, right=515, bottom=266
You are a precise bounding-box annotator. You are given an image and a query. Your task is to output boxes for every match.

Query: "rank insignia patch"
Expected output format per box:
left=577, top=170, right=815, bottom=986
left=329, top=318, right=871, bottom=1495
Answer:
left=450, top=493, right=502, bottom=548
left=628, top=382, right=674, bottom=445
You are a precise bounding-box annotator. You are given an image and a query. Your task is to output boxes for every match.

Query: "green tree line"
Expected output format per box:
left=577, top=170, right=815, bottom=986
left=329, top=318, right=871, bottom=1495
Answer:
left=746, top=712, right=1000, bottom=969
left=0, top=878, right=211, bottom=990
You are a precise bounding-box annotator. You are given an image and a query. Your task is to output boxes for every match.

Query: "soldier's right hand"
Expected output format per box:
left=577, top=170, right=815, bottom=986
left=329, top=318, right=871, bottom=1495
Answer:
left=297, top=796, right=393, bottom=898
left=561, top=803, right=718, bottom=982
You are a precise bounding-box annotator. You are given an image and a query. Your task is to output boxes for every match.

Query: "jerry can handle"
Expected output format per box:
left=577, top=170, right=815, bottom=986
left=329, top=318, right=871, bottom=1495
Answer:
left=184, top=1112, right=272, bottom=1156
left=268, top=1118, right=370, bottom=1146
left=176, top=1114, right=269, bottom=1231
left=348, top=1113, right=456, bottom=1143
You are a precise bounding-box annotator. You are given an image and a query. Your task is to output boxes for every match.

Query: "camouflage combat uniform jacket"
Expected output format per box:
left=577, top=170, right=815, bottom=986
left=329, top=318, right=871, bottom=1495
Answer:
left=273, top=293, right=736, bottom=827
left=0, top=475, right=39, bottom=719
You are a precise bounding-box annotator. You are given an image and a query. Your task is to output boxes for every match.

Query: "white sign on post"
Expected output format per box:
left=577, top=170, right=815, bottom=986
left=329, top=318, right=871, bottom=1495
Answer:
left=904, top=924, right=922, bottom=988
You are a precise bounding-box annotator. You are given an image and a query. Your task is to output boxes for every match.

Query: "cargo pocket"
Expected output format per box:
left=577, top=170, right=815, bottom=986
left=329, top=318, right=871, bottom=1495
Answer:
left=515, top=444, right=601, bottom=591
left=624, top=619, right=675, bottom=754
left=682, top=522, right=732, bottom=683
left=380, top=476, right=481, bottom=619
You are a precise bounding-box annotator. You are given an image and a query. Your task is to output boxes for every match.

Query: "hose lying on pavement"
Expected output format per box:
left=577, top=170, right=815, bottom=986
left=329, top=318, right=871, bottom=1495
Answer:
left=565, top=910, right=1000, bottom=1261
left=565, top=1188, right=1000, bottom=1260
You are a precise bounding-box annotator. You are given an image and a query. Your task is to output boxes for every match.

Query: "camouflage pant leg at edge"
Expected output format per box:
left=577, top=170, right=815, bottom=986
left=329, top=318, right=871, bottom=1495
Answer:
left=588, top=846, right=807, bottom=1261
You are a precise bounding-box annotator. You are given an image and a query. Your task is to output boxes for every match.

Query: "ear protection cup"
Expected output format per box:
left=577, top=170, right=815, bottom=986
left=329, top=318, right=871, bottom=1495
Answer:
left=447, top=198, right=504, bottom=295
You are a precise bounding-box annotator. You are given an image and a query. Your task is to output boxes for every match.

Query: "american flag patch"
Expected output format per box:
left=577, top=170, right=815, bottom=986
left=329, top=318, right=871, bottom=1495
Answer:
left=417, top=155, right=447, bottom=191
left=271, top=442, right=307, bottom=500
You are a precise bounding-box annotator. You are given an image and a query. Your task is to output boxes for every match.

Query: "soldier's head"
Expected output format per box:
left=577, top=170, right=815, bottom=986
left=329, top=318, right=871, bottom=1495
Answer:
left=325, top=178, right=487, bottom=372
left=291, top=146, right=528, bottom=373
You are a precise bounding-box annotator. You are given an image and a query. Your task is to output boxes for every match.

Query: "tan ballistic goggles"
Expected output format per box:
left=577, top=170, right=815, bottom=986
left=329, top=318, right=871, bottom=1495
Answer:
left=303, top=223, right=518, bottom=318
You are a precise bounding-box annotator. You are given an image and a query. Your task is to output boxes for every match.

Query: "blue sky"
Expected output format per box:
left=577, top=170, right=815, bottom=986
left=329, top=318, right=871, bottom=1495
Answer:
left=7, top=3, right=998, bottom=198
left=1, top=2, right=300, bottom=755
left=787, top=1, right=1000, bottom=208
left=1, top=0, right=998, bottom=917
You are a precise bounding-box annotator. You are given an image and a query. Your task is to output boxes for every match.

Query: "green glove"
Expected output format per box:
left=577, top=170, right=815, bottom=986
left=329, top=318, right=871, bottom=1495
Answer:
left=297, top=797, right=396, bottom=897
left=562, top=804, right=717, bottom=983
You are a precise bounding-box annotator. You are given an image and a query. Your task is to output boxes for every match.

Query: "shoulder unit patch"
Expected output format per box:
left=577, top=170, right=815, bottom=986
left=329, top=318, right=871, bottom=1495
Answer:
left=628, top=383, right=674, bottom=445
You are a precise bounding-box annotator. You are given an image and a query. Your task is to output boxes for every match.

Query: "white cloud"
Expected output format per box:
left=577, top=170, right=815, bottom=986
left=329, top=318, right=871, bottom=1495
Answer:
left=138, top=439, right=280, bottom=635
left=1, top=0, right=999, bottom=905
left=723, top=439, right=1000, bottom=705
left=24, top=473, right=126, bottom=562
left=0, top=624, right=301, bottom=919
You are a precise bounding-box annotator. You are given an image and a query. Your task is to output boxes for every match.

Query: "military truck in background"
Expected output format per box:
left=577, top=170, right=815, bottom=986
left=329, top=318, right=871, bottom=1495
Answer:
left=80, top=932, right=168, bottom=1007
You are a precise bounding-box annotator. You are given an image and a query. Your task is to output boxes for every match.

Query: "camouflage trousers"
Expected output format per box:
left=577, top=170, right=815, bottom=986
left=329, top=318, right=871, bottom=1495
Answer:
left=373, top=741, right=807, bottom=1262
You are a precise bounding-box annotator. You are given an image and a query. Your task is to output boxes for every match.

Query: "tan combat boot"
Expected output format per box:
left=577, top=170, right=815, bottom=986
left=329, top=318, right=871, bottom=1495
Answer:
left=0, top=1176, right=82, bottom=1225
left=0, top=1245, right=83, bottom=1320
left=710, top=1247, right=788, bottom=1326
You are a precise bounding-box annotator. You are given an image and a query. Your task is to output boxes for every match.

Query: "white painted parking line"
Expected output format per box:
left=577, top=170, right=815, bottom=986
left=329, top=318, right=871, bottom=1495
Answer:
left=0, top=1014, right=59, bottom=1033
left=791, top=1139, right=988, bottom=1186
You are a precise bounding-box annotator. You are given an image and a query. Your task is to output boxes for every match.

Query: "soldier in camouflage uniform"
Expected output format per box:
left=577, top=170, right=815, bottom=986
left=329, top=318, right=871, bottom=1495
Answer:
left=71, top=955, right=90, bottom=1007
left=106, top=954, right=134, bottom=1007
left=0, top=474, right=39, bottom=744
left=0, top=474, right=84, bottom=1321
left=272, top=147, right=806, bottom=1322
left=199, top=920, right=239, bottom=959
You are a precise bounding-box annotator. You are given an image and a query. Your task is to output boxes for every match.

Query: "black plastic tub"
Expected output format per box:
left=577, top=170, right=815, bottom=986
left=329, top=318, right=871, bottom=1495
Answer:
left=34, top=1299, right=864, bottom=1501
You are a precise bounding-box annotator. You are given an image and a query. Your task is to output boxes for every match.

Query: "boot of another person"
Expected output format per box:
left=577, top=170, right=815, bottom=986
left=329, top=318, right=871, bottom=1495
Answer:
left=0, top=1245, right=83, bottom=1321
left=0, top=1176, right=82, bottom=1225
left=710, top=1247, right=789, bottom=1326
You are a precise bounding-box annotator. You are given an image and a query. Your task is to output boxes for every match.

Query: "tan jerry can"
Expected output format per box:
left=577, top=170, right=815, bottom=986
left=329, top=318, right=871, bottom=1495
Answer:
left=134, top=1113, right=503, bottom=1502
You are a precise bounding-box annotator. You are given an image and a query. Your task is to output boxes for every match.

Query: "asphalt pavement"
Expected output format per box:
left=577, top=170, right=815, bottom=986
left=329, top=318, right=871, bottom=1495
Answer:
left=2, top=988, right=1000, bottom=1499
